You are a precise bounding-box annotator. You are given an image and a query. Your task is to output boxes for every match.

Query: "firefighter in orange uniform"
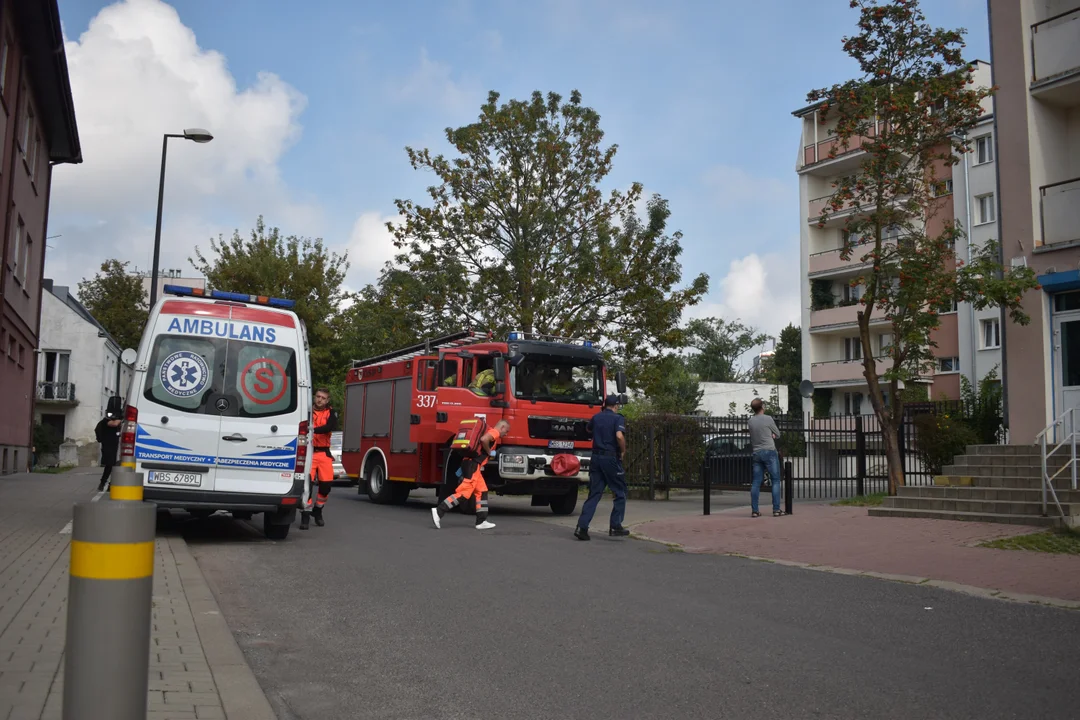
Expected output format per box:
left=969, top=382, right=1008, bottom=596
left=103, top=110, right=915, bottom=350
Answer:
left=301, top=388, right=338, bottom=530
left=431, top=419, right=510, bottom=531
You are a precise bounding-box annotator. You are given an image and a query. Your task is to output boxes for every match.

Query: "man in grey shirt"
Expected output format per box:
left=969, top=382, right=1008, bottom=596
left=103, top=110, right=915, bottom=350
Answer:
left=748, top=398, right=784, bottom=517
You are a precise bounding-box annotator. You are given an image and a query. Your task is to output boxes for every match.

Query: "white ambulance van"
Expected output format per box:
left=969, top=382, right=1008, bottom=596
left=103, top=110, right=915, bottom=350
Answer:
left=121, top=285, right=312, bottom=539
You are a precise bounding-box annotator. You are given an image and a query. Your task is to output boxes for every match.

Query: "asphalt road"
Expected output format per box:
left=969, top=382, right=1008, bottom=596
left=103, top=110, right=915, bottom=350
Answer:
left=175, top=488, right=1080, bottom=720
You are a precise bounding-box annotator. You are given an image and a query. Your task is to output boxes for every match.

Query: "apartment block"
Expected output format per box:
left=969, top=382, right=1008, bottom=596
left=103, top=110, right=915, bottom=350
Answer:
left=987, top=0, right=1080, bottom=444
left=793, top=61, right=996, bottom=416
left=0, top=1, right=81, bottom=473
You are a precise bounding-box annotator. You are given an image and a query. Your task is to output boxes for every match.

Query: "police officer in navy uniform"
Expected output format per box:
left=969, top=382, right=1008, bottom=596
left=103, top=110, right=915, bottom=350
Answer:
left=575, top=394, right=629, bottom=541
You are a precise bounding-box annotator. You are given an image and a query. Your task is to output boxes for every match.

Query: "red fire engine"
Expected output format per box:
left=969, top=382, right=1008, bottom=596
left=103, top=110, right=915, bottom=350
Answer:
left=341, top=330, right=627, bottom=515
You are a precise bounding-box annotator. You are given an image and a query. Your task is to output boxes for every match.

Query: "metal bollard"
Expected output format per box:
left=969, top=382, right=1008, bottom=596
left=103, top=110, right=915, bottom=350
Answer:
left=109, top=466, right=144, bottom=501
left=784, top=461, right=794, bottom=516
left=702, top=461, right=711, bottom=516
left=63, top=499, right=156, bottom=720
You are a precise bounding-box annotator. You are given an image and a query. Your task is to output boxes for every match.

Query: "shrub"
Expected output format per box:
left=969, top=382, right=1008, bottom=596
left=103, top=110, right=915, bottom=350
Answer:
left=625, top=414, right=705, bottom=488
left=34, top=423, right=61, bottom=455
left=913, top=412, right=978, bottom=474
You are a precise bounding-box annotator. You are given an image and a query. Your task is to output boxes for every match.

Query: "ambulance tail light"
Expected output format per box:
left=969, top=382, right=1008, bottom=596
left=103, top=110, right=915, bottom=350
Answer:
left=294, top=420, right=309, bottom=473
left=120, top=405, right=138, bottom=465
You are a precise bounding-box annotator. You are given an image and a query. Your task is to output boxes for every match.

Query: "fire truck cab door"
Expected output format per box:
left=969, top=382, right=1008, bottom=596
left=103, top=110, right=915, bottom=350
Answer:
left=410, top=356, right=443, bottom=443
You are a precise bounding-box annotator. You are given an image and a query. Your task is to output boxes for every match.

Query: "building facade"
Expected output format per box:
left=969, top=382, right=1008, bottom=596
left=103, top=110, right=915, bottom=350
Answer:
left=793, top=61, right=997, bottom=416
left=35, top=280, right=133, bottom=463
left=987, top=0, right=1080, bottom=444
left=137, top=269, right=205, bottom=306
left=0, top=1, right=81, bottom=473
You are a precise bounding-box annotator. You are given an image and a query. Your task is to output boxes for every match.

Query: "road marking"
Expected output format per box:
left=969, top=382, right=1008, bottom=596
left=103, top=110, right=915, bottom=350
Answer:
left=59, top=521, right=72, bottom=534
left=92, top=490, right=105, bottom=502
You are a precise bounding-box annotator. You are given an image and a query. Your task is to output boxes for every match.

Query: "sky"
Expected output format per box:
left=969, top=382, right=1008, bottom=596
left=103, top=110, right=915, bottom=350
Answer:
left=48, top=0, right=990, bottom=356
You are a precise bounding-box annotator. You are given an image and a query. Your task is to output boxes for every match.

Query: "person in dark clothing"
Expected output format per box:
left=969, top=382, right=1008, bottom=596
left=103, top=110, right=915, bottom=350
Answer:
left=574, top=394, right=629, bottom=541
left=95, top=412, right=122, bottom=491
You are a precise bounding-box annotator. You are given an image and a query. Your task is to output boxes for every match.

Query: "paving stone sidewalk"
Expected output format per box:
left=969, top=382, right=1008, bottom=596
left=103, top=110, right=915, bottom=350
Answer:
left=635, top=503, right=1080, bottom=607
left=0, top=469, right=276, bottom=720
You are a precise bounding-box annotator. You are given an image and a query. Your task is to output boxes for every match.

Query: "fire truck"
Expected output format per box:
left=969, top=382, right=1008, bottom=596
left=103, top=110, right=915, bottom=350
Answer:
left=340, top=330, right=627, bottom=515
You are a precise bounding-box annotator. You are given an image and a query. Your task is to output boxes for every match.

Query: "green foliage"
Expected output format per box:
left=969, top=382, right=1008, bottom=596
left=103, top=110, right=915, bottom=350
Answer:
left=900, top=384, right=929, bottom=403
left=833, top=493, right=887, bottom=507
left=808, top=0, right=1040, bottom=490
left=34, top=423, right=61, bottom=455
left=684, top=317, right=770, bottom=383
left=624, top=413, right=705, bottom=488
left=386, top=89, right=708, bottom=385
left=765, top=324, right=803, bottom=410
left=959, top=365, right=1004, bottom=443
left=810, top=280, right=835, bottom=311
left=190, top=216, right=350, bottom=389
left=77, top=259, right=148, bottom=351
left=813, top=388, right=833, bottom=418
left=635, top=355, right=703, bottom=415
left=912, top=412, right=978, bottom=474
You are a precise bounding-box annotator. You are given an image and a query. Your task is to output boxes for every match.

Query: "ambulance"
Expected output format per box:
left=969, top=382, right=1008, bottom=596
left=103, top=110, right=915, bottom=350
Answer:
left=120, top=285, right=312, bottom=539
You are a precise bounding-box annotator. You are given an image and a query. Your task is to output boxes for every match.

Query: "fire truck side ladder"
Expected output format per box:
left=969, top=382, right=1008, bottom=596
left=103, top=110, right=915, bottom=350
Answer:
left=351, top=329, right=489, bottom=369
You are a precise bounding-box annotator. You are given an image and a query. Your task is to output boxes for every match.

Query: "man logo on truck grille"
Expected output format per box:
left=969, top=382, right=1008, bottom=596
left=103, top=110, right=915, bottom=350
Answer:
left=160, top=351, right=209, bottom=398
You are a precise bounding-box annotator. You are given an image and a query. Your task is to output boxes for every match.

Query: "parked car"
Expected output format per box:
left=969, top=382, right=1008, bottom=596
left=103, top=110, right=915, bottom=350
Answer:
left=701, top=432, right=771, bottom=489
left=330, top=431, right=352, bottom=484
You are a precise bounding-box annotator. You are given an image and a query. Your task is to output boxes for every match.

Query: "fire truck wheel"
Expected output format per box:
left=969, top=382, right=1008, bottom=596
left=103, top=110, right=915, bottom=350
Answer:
left=549, top=489, right=578, bottom=516
left=366, top=460, right=393, bottom=504
left=390, top=483, right=411, bottom=504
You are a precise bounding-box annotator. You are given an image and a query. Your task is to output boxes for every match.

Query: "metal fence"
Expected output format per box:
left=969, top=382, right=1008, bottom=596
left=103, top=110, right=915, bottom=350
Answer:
left=624, top=401, right=1004, bottom=500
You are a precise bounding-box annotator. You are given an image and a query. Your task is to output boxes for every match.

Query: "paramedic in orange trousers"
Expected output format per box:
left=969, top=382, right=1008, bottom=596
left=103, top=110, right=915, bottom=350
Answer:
left=301, top=388, right=338, bottom=530
left=431, top=419, right=510, bottom=531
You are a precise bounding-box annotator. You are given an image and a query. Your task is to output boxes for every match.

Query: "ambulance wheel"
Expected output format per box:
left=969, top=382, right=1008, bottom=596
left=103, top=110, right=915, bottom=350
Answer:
left=549, top=489, right=578, bottom=516
left=366, top=460, right=393, bottom=504
left=263, top=510, right=292, bottom=540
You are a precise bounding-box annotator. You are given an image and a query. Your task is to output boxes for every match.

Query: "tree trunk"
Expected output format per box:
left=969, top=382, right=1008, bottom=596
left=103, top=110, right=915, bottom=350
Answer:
left=880, top=418, right=905, bottom=495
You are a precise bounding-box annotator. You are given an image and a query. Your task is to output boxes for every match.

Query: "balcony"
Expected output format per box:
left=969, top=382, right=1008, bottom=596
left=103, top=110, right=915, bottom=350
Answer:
left=801, top=131, right=876, bottom=177
left=1040, top=178, right=1080, bottom=247
left=810, top=358, right=892, bottom=385
left=1031, top=7, right=1080, bottom=107
left=36, top=381, right=76, bottom=404
left=808, top=237, right=901, bottom=277
left=809, top=303, right=891, bottom=332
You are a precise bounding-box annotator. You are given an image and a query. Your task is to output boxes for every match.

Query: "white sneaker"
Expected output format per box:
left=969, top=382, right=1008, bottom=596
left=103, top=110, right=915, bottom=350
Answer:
left=431, top=508, right=441, bottom=529
left=475, top=521, right=496, bottom=530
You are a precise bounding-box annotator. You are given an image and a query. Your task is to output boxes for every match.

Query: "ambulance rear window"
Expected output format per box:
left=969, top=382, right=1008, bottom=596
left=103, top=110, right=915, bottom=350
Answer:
left=143, top=334, right=296, bottom=417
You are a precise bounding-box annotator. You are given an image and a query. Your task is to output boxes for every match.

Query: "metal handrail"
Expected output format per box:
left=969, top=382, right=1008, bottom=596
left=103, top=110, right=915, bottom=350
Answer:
left=1035, top=406, right=1077, bottom=519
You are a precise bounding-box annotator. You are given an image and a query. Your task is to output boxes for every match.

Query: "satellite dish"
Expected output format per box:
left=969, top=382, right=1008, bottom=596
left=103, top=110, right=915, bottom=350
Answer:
left=799, top=379, right=815, bottom=399
left=121, top=348, right=138, bottom=366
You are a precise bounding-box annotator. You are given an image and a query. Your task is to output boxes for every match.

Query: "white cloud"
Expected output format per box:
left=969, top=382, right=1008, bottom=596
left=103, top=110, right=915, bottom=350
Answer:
left=345, top=212, right=404, bottom=285
left=686, top=251, right=801, bottom=347
left=46, top=0, right=314, bottom=288
left=391, top=48, right=479, bottom=114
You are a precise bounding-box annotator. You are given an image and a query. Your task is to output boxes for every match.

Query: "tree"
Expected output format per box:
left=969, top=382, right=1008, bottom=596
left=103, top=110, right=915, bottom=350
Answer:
left=386, top=89, right=708, bottom=382
left=765, top=324, right=803, bottom=413
left=637, top=355, right=703, bottom=416
left=684, top=317, right=770, bottom=383
left=808, top=0, right=1039, bottom=494
left=190, top=216, right=350, bottom=388
left=77, top=259, right=148, bottom=351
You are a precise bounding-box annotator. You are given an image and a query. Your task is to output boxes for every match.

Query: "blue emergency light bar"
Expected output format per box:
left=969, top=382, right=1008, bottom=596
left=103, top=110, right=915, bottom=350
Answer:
left=163, top=284, right=296, bottom=309
left=507, top=330, right=595, bottom=348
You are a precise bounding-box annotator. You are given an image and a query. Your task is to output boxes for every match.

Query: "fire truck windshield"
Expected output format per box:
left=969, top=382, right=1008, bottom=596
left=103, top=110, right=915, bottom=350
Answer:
left=511, top=355, right=604, bottom=405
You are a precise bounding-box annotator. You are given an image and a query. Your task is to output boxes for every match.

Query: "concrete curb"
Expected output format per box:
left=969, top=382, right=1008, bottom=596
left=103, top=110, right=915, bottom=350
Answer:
left=629, top=531, right=1080, bottom=612
left=168, top=536, right=277, bottom=719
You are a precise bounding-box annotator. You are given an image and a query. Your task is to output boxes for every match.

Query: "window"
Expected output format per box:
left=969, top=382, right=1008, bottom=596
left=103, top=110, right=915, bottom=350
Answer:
left=417, top=359, right=437, bottom=391
left=937, top=357, right=960, bottom=373
left=1056, top=291, right=1080, bottom=312
left=511, top=355, right=604, bottom=405
left=0, top=36, right=8, bottom=99
left=17, top=344, right=24, bottom=367
left=981, top=318, right=1001, bottom=349
left=974, top=135, right=993, bottom=165
left=20, top=233, right=31, bottom=284
left=842, top=282, right=862, bottom=306
left=9, top=217, right=23, bottom=282
left=6, top=335, right=13, bottom=359
left=976, top=194, right=996, bottom=225
left=844, top=392, right=864, bottom=416
left=879, top=333, right=894, bottom=354
left=845, top=337, right=862, bottom=361
left=933, top=179, right=954, bottom=197
left=936, top=298, right=958, bottom=314
left=29, top=132, right=40, bottom=181
left=18, top=83, right=32, bottom=154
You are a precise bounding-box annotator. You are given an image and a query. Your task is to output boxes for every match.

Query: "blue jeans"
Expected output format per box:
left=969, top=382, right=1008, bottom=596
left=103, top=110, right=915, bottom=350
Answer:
left=577, top=456, right=627, bottom=531
left=751, top=449, right=782, bottom=514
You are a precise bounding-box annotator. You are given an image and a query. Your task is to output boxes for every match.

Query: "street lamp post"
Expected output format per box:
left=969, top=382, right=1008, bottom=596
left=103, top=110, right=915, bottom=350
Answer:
left=149, top=128, right=214, bottom=308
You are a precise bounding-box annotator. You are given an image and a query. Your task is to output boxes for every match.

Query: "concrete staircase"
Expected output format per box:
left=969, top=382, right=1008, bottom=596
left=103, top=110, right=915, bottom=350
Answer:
left=868, top=445, right=1080, bottom=527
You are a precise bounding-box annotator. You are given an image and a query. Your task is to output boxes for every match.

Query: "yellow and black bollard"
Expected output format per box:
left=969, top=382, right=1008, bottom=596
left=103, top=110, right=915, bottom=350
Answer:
left=108, top=466, right=144, bottom=501
left=63, top=499, right=156, bottom=720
